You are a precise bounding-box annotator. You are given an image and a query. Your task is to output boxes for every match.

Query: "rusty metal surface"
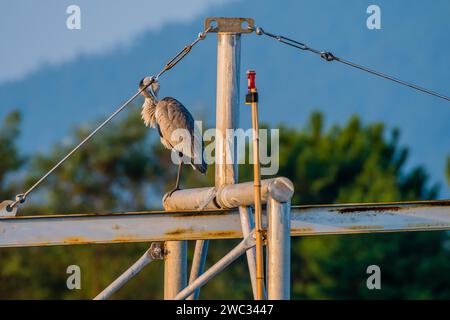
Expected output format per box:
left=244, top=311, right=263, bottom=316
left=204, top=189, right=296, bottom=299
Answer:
left=290, top=200, right=450, bottom=235
left=205, top=17, right=254, bottom=34
left=0, top=209, right=240, bottom=247
left=163, top=178, right=294, bottom=210
left=0, top=200, right=449, bottom=248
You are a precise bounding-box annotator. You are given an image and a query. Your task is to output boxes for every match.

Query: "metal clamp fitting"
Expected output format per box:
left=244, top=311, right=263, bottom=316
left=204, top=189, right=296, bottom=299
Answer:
left=0, top=200, right=18, bottom=217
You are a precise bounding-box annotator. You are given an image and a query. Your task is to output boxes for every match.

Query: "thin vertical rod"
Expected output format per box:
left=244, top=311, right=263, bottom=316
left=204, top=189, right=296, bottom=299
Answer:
left=187, top=239, right=209, bottom=300
left=250, top=87, right=265, bottom=300
left=267, top=197, right=291, bottom=300
left=239, top=206, right=263, bottom=299
left=215, top=33, right=240, bottom=186
left=164, top=241, right=187, bottom=299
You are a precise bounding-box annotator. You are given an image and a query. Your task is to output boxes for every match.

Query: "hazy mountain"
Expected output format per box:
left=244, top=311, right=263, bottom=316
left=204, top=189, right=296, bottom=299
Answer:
left=1, top=0, right=449, bottom=196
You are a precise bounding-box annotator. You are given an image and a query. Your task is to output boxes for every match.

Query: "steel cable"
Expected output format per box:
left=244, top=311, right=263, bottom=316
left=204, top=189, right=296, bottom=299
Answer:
left=7, top=26, right=213, bottom=211
left=252, top=26, right=450, bottom=102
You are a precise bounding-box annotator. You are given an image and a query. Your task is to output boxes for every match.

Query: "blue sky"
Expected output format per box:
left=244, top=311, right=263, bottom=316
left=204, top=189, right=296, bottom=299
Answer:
left=0, top=0, right=233, bottom=83
left=0, top=0, right=449, bottom=198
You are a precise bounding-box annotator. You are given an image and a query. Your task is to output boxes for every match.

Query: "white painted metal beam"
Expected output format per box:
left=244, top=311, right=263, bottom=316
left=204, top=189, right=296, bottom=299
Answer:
left=291, top=200, right=450, bottom=235
left=0, top=200, right=449, bottom=248
left=163, top=177, right=294, bottom=211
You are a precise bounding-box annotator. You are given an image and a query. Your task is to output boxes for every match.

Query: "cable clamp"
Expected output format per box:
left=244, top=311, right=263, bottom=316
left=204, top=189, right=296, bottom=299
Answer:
left=0, top=200, right=18, bottom=217
left=320, top=51, right=336, bottom=62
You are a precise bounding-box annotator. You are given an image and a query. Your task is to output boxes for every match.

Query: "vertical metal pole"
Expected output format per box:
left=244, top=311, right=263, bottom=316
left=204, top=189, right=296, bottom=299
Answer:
left=164, top=241, right=187, bottom=299
left=213, top=30, right=241, bottom=299
left=187, top=239, right=209, bottom=300
left=215, top=33, right=240, bottom=186
left=267, top=197, right=291, bottom=300
left=186, top=26, right=241, bottom=300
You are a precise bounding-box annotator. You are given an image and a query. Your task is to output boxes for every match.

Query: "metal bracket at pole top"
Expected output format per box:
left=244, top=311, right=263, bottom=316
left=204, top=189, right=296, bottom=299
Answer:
left=205, top=17, right=254, bottom=34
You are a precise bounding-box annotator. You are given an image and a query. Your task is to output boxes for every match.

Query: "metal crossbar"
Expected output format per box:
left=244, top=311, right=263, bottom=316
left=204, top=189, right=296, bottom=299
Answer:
left=175, top=233, right=256, bottom=300
left=1, top=200, right=449, bottom=248
left=94, top=242, right=164, bottom=300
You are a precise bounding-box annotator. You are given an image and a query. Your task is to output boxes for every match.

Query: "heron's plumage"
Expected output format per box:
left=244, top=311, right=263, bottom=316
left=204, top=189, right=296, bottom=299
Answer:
left=141, top=98, right=157, bottom=128
left=140, top=80, right=207, bottom=174
left=140, top=78, right=160, bottom=128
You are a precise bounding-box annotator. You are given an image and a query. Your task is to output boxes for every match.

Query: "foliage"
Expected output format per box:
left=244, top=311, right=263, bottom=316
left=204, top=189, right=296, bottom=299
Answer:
left=24, top=111, right=165, bottom=213
left=0, top=110, right=449, bottom=299
left=1, top=110, right=167, bottom=299
left=0, top=111, right=25, bottom=200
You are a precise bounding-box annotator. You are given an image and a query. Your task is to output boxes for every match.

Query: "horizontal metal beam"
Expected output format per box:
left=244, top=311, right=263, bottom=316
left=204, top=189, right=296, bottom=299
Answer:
left=0, top=200, right=449, bottom=248
left=290, top=200, right=450, bottom=235
left=0, top=209, right=240, bottom=247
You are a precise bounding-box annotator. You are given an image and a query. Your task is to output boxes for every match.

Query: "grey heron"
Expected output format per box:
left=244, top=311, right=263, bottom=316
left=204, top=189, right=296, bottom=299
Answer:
left=139, top=77, right=207, bottom=196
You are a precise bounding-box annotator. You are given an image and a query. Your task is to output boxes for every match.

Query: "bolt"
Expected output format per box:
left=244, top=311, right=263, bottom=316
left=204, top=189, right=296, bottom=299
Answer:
left=149, top=242, right=164, bottom=259
left=198, top=32, right=206, bottom=40
left=15, top=194, right=25, bottom=204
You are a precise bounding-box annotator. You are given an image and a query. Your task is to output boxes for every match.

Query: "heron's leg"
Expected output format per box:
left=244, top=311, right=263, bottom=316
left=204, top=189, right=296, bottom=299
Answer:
left=167, top=153, right=183, bottom=197
left=174, top=161, right=183, bottom=190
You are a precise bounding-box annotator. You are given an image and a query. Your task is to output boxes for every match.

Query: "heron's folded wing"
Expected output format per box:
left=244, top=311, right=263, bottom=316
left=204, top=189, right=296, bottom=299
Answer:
left=156, top=97, right=197, bottom=160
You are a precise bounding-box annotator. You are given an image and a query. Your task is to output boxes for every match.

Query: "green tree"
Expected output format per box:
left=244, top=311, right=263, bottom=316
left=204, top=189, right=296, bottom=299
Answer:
left=1, top=110, right=449, bottom=299
left=0, top=111, right=30, bottom=299
left=25, top=111, right=175, bottom=213
left=203, top=112, right=449, bottom=299
left=0, top=111, right=25, bottom=199
left=280, top=113, right=448, bottom=299
left=276, top=113, right=437, bottom=204
left=0, top=111, right=169, bottom=299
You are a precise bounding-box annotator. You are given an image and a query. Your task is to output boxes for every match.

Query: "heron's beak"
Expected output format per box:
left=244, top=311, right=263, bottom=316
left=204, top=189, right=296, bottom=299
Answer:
left=151, top=81, right=160, bottom=96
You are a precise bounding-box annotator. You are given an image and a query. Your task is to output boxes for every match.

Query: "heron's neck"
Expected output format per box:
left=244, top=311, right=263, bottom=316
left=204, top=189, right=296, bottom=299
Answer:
left=142, top=89, right=158, bottom=103
left=141, top=94, right=158, bottom=128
